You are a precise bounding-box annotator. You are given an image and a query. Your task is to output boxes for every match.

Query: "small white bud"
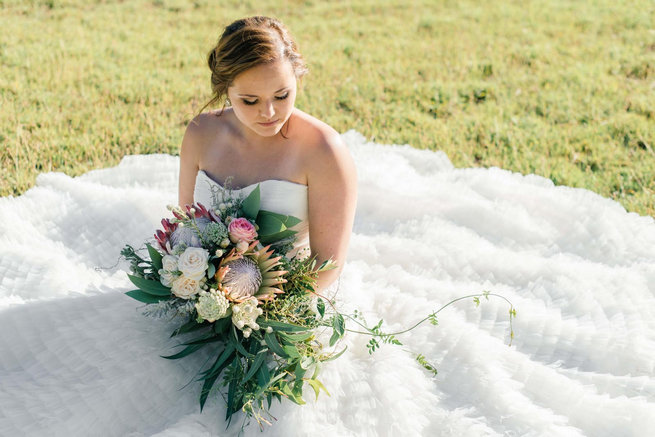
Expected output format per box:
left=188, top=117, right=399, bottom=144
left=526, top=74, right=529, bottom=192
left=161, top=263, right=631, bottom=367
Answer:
left=260, top=340, right=267, bottom=346
left=236, top=241, right=249, bottom=253
left=265, top=326, right=273, bottom=334
left=226, top=202, right=233, bottom=208
left=189, top=207, right=196, bottom=214
left=214, top=249, right=224, bottom=257
left=236, top=320, right=245, bottom=329
left=178, top=223, right=184, bottom=228
left=243, top=328, right=251, bottom=338
left=220, top=238, right=230, bottom=248
left=218, top=203, right=227, bottom=211
left=252, top=323, right=259, bottom=330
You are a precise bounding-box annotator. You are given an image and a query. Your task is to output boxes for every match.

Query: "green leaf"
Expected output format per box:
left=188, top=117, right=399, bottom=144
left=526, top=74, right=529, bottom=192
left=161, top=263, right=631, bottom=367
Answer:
left=280, top=380, right=305, bottom=405
left=207, top=262, right=216, bottom=279
left=243, top=350, right=267, bottom=384
left=182, top=334, right=222, bottom=346
left=307, top=378, right=331, bottom=400
left=299, top=356, right=315, bottom=370
left=230, top=326, right=255, bottom=358
left=257, top=213, right=287, bottom=236
left=259, top=319, right=308, bottom=332
left=200, top=343, right=236, bottom=380
left=146, top=243, right=163, bottom=271
left=125, top=289, right=169, bottom=304
left=256, top=359, right=271, bottom=388
left=332, top=313, right=345, bottom=336
left=161, top=343, right=204, bottom=360
left=329, top=330, right=341, bottom=347
left=259, top=229, right=297, bottom=245
left=283, top=344, right=301, bottom=358
left=226, top=365, right=238, bottom=421
left=328, top=313, right=345, bottom=346
left=316, top=298, right=325, bottom=318
left=171, top=319, right=207, bottom=337
left=212, top=316, right=231, bottom=335
left=257, top=210, right=301, bottom=229
left=279, top=331, right=314, bottom=342
left=241, top=185, right=260, bottom=219
left=323, top=346, right=347, bottom=362
left=264, top=332, right=289, bottom=358
left=127, top=274, right=171, bottom=296
left=199, top=372, right=219, bottom=412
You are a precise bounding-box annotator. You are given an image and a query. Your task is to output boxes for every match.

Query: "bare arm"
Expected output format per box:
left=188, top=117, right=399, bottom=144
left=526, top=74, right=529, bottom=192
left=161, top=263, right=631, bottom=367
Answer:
left=178, top=118, right=203, bottom=207
left=306, top=131, right=358, bottom=292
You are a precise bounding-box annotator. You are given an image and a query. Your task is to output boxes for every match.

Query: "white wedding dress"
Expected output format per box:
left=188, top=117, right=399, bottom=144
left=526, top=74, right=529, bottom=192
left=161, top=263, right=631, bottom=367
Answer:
left=1, top=130, right=654, bottom=437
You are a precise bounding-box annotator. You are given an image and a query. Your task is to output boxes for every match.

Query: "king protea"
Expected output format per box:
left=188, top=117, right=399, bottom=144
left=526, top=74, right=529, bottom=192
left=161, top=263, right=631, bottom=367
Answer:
left=215, top=241, right=287, bottom=303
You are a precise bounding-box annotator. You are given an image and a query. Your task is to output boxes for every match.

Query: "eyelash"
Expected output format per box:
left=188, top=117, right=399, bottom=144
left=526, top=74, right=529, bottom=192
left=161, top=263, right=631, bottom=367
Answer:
left=242, top=93, right=289, bottom=106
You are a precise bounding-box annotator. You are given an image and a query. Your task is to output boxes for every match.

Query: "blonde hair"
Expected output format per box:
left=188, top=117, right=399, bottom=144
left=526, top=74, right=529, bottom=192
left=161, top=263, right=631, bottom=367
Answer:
left=201, top=16, right=308, bottom=114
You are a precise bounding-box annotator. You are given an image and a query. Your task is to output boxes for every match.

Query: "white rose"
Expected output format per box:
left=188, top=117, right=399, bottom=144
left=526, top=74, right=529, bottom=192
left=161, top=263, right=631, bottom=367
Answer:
left=158, top=269, right=176, bottom=287
left=178, top=247, right=209, bottom=280
left=162, top=255, right=179, bottom=272
left=171, top=275, right=202, bottom=299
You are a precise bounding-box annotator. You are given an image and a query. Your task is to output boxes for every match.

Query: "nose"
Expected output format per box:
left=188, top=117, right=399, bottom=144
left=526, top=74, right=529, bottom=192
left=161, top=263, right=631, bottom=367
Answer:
left=260, top=100, right=275, bottom=119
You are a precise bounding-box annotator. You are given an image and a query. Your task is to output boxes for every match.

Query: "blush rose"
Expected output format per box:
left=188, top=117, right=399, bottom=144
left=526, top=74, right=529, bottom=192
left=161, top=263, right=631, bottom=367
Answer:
left=228, top=218, right=258, bottom=243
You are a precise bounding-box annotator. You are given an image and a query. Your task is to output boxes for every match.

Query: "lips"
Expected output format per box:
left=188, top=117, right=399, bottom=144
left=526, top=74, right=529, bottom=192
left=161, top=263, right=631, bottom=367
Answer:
left=257, top=119, right=279, bottom=127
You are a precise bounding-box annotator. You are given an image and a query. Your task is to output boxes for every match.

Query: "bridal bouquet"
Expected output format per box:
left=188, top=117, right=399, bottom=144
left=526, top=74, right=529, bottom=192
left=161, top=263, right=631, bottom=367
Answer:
left=122, top=183, right=517, bottom=429
left=121, top=184, right=344, bottom=426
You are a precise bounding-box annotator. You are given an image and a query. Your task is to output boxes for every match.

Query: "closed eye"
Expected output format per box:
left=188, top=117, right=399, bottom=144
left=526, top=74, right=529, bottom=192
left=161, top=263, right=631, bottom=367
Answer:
left=241, top=93, right=289, bottom=106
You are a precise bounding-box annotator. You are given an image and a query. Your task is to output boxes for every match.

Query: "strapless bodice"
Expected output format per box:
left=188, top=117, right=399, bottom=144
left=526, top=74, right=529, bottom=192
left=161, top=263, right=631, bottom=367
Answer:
left=194, top=170, right=310, bottom=256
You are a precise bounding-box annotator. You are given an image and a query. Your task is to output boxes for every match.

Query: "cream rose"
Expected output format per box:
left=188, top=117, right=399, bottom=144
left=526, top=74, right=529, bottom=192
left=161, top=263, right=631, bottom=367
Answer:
left=228, top=218, right=257, bottom=243
left=177, top=247, right=209, bottom=280
left=171, top=275, right=202, bottom=299
left=162, top=255, right=179, bottom=272
left=158, top=269, right=176, bottom=287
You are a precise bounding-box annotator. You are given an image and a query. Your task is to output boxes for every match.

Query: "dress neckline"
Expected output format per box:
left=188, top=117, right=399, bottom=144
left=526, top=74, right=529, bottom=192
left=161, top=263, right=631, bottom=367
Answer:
left=197, top=170, right=308, bottom=192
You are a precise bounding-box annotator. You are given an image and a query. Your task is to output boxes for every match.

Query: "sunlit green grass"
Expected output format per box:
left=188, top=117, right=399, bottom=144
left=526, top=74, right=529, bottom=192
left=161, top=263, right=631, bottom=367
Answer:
left=1, top=0, right=654, bottom=216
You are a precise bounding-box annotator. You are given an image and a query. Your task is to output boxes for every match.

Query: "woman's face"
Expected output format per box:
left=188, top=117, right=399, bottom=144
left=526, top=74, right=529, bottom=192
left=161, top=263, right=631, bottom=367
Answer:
left=227, top=59, right=298, bottom=138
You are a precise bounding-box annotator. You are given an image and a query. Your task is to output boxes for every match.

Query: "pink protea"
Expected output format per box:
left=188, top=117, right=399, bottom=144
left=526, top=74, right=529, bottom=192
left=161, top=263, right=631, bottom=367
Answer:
left=154, top=218, right=179, bottom=252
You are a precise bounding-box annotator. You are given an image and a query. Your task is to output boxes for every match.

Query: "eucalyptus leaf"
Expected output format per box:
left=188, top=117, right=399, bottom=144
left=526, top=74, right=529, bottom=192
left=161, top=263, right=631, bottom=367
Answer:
left=161, top=343, right=204, bottom=360
left=283, top=344, right=301, bottom=358
left=264, top=332, right=289, bottom=358
left=171, top=319, right=207, bottom=337
left=316, top=298, right=325, bottom=318
left=259, top=319, right=308, bottom=332
left=307, top=378, right=331, bottom=400
left=243, top=350, right=267, bottom=384
left=200, top=343, right=235, bottom=380
left=279, top=331, right=313, bottom=342
left=323, top=346, right=348, bottom=362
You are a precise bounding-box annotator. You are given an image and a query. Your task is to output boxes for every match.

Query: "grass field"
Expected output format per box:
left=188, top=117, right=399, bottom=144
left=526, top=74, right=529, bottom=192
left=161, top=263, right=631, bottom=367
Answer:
left=1, top=0, right=654, bottom=216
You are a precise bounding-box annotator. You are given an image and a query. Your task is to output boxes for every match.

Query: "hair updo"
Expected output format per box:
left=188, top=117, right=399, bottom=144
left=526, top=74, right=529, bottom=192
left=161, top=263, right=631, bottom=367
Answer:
left=202, top=16, right=308, bottom=114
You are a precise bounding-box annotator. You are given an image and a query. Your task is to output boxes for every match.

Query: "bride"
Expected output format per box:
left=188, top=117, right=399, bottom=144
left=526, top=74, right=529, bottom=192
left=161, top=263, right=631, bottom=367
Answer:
left=179, top=16, right=357, bottom=293
left=1, top=15, right=654, bottom=437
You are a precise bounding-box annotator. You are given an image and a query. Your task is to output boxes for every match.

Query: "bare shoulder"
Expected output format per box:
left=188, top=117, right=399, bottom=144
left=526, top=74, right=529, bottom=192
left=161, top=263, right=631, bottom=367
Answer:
left=292, top=110, right=354, bottom=177
left=182, top=110, right=230, bottom=154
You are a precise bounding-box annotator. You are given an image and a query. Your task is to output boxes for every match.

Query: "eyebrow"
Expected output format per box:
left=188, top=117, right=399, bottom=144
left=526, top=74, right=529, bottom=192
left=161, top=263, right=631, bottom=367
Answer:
left=237, top=87, right=289, bottom=98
